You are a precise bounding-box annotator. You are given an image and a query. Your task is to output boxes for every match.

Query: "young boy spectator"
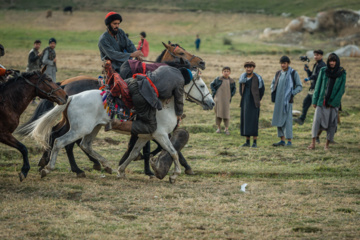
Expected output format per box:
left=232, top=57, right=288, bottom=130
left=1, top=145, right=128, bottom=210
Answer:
left=210, top=66, right=236, bottom=135
left=271, top=56, right=302, bottom=146
left=307, top=53, right=346, bottom=150
left=239, top=61, right=265, bottom=147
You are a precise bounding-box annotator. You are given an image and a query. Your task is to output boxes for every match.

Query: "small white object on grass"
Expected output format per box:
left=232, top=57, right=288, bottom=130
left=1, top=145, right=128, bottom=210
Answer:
left=240, top=183, right=248, bottom=192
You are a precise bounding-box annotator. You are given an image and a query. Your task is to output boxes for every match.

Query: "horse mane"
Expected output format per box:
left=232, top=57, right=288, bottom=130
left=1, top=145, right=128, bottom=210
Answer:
left=155, top=49, right=166, bottom=63
left=155, top=43, right=186, bottom=63
left=0, top=71, right=39, bottom=91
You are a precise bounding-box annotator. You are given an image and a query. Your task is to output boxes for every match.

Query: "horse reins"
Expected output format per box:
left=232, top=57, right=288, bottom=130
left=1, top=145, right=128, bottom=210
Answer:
left=21, top=72, right=63, bottom=98
left=184, top=69, right=210, bottom=106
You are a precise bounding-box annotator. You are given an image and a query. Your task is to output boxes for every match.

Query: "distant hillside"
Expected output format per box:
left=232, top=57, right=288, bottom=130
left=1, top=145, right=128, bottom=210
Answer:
left=3, top=0, right=360, bottom=17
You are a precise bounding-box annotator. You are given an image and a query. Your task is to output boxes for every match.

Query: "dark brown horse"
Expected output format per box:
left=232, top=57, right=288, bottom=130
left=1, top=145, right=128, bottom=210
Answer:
left=1, top=70, right=68, bottom=181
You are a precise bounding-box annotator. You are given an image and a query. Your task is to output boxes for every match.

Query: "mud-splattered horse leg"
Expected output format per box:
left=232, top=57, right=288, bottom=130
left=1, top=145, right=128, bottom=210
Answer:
left=119, top=135, right=154, bottom=176
left=78, top=125, right=112, bottom=174
left=0, top=133, right=30, bottom=182
left=118, top=138, right=149, bottom=178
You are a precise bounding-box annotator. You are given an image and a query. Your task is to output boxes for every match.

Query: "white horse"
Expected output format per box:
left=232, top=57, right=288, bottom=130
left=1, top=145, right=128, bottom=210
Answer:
left=26, top=70, right=214, bottom=183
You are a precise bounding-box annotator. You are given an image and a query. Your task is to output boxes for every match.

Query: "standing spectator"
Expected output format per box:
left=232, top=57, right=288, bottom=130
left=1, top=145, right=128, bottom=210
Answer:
left=42, top=38, right=57, bottom=82
left=26, top=40, right=42, bottom=72
left=27, top=39, right=43, bottom=104
left=294, top=50, right=326, bottom=125
left=307, top=53, right=346, bottom=150
left=195, top=34, right=201, bottom=51
left=271, top=56, right=302, bottom=146
left=210, top=66, right=236, bottom=135
left=137, top=31, right=149, bottom=58
left=239, top=61, right=265, bottom=148
left=98, top=11, right=143, bottom=73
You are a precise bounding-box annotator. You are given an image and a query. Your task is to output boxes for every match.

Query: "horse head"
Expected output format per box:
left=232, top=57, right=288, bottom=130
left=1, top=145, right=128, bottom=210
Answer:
left=161, top=42, right=206, bottom=70
left=184, top=70, right=214, bottom=110
left=25, top=71, right=68, bottom=104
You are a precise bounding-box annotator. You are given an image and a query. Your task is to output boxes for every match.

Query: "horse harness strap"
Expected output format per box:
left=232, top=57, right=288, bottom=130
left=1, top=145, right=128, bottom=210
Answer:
left=132, top=73, right=159, bottom=97
left=22, top=73, right=62, bottom=97
left=184, top=70, right=210, bottom=106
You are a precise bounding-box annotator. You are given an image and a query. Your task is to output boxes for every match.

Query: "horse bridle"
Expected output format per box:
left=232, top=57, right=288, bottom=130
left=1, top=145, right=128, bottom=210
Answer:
left=167, top=45, right=202, bottom=64
left=184, top=69, right=210, bottom=106
left=20, top=72, right=63, bottom=98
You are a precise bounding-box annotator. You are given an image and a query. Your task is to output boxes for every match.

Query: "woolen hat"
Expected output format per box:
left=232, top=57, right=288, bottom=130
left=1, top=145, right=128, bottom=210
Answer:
left=279, top=55, right=291, bottom=63
left=179, top=67, right=193, bottom=85
left=244, top=61, right=256, bottom=68
left=49, top=38, right=57, bottom=44
left=105, top=12, right=122, bottom=25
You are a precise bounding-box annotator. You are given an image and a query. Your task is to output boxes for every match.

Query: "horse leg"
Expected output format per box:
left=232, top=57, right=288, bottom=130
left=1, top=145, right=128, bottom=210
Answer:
left=143, top=141, right=154, bottom=177
left=78, top=125, right=112, bottom=174
left=119, top=134, right=138, bottom=166
left=75, top=139, right=102, bottom=171
left=38, top=124, right=68, bottom=170
left=152, top=138, right=192, bottom=174
left=65, top=141, right=86, bottom=178
left=150, top=139, right=163, bottom=156
left=179, top=152, right=194, bottom=175
left=0, top=133, right=30, bottom=182
left=42, top=130, right=83, bottom=178
left=118, top=138, right=149, bottom=179
left=152, top=133, right=181, bottom=184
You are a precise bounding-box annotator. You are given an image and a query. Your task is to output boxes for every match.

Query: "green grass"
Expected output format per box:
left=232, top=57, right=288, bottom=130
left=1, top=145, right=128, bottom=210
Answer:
left=3, top=0, right=360, bottom=17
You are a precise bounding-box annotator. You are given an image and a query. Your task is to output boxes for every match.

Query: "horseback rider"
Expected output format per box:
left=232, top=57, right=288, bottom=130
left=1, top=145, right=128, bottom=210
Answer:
left=0, top=44, right=14, bottom=82
left=98, top=11, right=143, bottom=73
left=106, top=65, right=193, bottom=134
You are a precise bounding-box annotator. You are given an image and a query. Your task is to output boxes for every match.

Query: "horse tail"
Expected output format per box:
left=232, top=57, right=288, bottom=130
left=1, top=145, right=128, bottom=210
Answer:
left=25, top=96, right=73, bottom=149
left=16, top=99, right=55, bottom=136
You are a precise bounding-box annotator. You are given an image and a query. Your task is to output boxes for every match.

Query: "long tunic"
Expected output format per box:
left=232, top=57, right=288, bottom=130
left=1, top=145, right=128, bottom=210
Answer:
left=42, top=48, right=57, bottom=82
left=271, top=70, right=302, bottom=127
left=98, top=29, right=137, bottom=73
left=241, top=77, right=263, bottom=136
left=214, top=77, right=231, bottom=119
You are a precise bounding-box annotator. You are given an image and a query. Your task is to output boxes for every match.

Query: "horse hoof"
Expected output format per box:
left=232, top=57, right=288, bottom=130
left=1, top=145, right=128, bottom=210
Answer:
left=169, top=177, right=176, bottom=184
left=117, top=171, right=126, bottom=179
left=185, top=169, right=195, bottom=175
left=93, top=164, right=102, bottom=171
left=40, top=169, right=48, bottom=178
left=77, top=172, right=86, bottom=178
left=19, top=172, right=26, bottom=182
left=104, top=167, right=112, bottom=174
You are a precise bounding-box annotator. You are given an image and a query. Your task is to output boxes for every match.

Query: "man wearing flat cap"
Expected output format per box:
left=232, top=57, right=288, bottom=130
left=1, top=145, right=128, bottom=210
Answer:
left=239, top=61, right=265, bottom=148
left=294, top=49, right=326, bottom=125
left=42, top=38, right=57, bottom=82
left=98, top=11, right=143, bottom=73
left=271, top=56, right=302, bottom=147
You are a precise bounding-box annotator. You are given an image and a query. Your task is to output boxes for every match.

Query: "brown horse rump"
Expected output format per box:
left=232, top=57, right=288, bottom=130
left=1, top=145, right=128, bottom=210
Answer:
left=151, top=128, right=189, bottom=179
left=60, top=76, right=97, bottom=86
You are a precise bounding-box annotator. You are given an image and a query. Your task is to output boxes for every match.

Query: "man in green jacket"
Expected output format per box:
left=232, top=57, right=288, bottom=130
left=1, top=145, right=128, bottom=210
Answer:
left=308, top=53, right=346, bottom=150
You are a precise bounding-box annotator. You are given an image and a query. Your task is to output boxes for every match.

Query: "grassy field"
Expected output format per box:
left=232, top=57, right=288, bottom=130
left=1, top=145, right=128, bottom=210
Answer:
left=1, top=10, right=360, bottom=240
left=4, top=0, right=360, bottom=17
